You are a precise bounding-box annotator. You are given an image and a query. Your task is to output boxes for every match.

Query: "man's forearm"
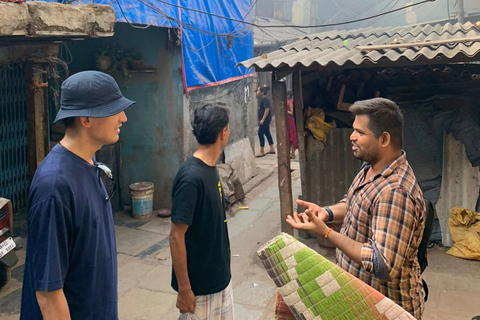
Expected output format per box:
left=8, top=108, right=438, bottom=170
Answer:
left=325, top=202, right=361, bottom=264
left=327, top=230, right=363, bottom=265
left=36, top=289, right=71, bottom=320
left=169, top=233, right=191, bottom=291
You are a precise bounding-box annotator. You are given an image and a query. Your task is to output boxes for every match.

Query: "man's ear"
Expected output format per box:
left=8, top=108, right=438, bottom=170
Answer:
left=381, top=132, right=391, bottom=148
left=79, top=116, right=92, bottom=128
left=221, top=127, right=228, bottom=140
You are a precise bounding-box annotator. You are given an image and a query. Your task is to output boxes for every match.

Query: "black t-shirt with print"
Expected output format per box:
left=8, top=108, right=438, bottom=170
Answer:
left=171, top=156, right=231, bottom=295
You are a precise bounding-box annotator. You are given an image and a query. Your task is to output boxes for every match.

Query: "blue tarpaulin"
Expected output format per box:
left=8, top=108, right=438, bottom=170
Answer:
left=56, top=0, right=254, bottom=90
left=179, top=0, right=253, bottom=90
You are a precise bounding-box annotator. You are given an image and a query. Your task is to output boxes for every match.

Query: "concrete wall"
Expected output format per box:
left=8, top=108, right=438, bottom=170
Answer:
left=183, top=77, right=257, bottom=157
left=65, top=23, right=184, bottom=209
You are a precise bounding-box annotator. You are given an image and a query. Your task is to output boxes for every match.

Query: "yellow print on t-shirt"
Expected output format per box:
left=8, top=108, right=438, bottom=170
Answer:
left=218, top=181, right=222, bottom=201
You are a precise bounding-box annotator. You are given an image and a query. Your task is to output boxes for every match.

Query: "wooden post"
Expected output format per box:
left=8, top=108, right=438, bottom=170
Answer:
left=272, top=80, right=293, bottom=235
left=293, top=71, right=307, bottom=201
left=326, top=75, right=333, bottom=91
left=25, top=63, right=50, bottom=179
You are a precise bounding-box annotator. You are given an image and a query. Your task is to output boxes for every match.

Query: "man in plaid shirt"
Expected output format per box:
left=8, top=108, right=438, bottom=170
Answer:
left=287, top=98, right=426, bottom=319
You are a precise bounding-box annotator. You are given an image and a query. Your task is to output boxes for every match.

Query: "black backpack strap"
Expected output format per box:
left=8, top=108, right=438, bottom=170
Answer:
left=422, top=278, right=429, bottom=302
left=418, top=199, right=434, bottom=303
left=418, top=197, right=436, bottom=273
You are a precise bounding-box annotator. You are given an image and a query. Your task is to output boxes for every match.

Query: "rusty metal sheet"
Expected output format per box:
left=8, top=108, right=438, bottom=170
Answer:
left=303, top=128, right=361, bottom=206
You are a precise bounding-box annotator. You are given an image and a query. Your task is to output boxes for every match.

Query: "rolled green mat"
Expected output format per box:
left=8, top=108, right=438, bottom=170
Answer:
left=257, top=233, right=415, bottom=320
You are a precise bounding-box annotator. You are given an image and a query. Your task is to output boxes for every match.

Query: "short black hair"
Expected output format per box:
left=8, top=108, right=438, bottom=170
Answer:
left=350, top=98, right=404, bottom=149
left=257, top=85, right=270, bottom=95
left=62, top=117, right=76, bottom=128
left=191, top=103, right=230, bottom=145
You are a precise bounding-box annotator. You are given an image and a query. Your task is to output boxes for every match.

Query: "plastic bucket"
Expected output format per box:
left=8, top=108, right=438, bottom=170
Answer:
left=129, top=182, right=154, bottom=219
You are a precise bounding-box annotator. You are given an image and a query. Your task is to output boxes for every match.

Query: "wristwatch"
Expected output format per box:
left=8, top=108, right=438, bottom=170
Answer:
left=324, top=206, right=334, bottom=222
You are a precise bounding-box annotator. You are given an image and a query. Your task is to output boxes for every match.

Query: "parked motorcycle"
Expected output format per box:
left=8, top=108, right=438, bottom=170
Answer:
left=0, top=198, right=19, bottom=288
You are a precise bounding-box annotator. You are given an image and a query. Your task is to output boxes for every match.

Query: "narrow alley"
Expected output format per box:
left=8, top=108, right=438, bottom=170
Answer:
left=1, top=150, right=480, bottom=319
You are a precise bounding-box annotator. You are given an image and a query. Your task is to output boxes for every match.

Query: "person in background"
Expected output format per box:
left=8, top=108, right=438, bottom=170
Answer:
left=287, top=90, right=297, bottom=159
left=255, top=85, right=275, bottom=157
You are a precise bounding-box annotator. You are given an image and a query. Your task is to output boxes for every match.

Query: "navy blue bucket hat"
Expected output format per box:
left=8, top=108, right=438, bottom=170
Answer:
left=54, top=71, right=135, bottom=123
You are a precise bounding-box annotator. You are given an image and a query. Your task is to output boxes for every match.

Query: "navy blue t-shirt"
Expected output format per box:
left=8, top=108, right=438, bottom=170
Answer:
left=171, top=156, right=231, bottom=296
left=20, top=144, right=118, bottom=320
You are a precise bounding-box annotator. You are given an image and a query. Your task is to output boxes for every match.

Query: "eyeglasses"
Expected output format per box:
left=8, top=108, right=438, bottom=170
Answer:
left=96, top=162, right=115, bottom=202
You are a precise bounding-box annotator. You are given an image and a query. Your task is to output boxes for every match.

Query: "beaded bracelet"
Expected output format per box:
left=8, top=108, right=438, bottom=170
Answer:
left=324, top=227, right=334, bottom=239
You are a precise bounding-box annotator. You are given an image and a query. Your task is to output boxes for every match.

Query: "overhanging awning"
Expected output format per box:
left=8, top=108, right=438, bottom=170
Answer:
left=240, top=21, right=480, bottom=72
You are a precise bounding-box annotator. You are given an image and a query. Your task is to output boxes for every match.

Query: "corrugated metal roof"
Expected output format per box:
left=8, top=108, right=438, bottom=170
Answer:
left=241, top=21, right=480, bottom=70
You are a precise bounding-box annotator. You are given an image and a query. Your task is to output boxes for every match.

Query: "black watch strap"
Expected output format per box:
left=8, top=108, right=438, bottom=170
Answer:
left=325, top=206, right=334, bottom=222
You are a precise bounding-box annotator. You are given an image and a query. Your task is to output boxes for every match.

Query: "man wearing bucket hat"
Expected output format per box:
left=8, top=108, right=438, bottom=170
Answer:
left=20, top=71, right=135, bottom=320
left=170, top=103, right=234, bottom=320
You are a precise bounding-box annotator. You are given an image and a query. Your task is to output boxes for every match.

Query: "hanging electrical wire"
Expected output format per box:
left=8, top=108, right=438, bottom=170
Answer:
left=369, top=0, right=440, bottom=26
left=230, top=0, right=258, bottom=33
left=110, top=0, right=438, bottom=43
left=135, top=0, right=231, bottom=36
left=347, top=0, right=388, bottom=21
left=418, top=0, right=445, bottom=21
left=170, top=27, right=220, bottom=52
left=324, top=0, right=388, bottom=25
left=115, top=0, right=154, bottom=29
left=148, top=0, right=436, bottom=29
left=141, top=0, right=253, bottom=38
left=447, top=0, right=451, bottom=21
left=122, top=0, right=247, bottom=55
left=365, top=0, right=401, bottom=27
left=108, top=0, right=441, bottom=61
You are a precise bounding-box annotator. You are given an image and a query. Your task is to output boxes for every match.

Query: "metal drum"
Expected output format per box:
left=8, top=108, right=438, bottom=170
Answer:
left=129, top=182, right=154, bottom=219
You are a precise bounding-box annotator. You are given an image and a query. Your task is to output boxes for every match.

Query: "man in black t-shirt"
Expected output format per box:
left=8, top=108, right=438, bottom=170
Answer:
left=170, top=103, right=233, bottom=320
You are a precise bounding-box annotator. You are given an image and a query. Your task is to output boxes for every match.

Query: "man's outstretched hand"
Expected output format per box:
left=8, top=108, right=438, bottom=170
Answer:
left=295, top=199, right=328, bottom=221
left=286, top=208, right=330, bottom=236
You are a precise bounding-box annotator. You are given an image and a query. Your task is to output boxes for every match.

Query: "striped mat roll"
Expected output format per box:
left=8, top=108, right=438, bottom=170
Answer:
left=257, top=233, right=415, bottom=320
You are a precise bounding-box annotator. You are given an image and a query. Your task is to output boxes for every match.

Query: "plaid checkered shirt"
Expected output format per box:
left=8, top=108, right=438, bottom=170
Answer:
left=336, top=152, right=426, bottom=319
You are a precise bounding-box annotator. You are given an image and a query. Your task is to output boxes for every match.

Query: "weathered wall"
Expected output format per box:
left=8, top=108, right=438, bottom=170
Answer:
left=64, top=23, right=184, bottom=209
left=0, top=44, right=58, bottom=65
left=0, top=2, right=114, bottom=37
left=61, top=23, right=255, bottom=210
left=183, top=77, right=256, bottom=157
left=436, top=134, right=480, bottom=247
